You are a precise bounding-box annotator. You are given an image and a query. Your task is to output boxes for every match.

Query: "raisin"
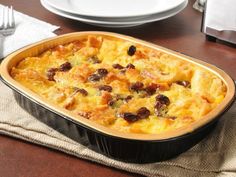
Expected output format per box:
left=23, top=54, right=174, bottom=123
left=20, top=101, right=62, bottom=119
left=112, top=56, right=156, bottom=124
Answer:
left=176, top=81, right=191, bottom=88
left=47, top=68, right=58, bottom=81
left=137, top=107, right=150, bottom=119
left=88, top=74, right=101, bottom=82
left=108, top=100, right=115, bottom=106
left=124, top=95, right=133, bottom=102
left=154, top=101, right=164, bottom=110
left=120, top=112, right=139, bottom=122
left=59, top=62, right=72, bottom=71
left=112, top=63, right=124, bottom=69
left=97, top=68, right=108, bottom=77
left=73, top=87, right=88, bottom=96
left=154, top=102, right=167, bottom=116
left=155, top=94, right=170, bottom=106
left=130, top=82, right=144, bottom=92
left=127, top=45, right=136, bottom=56
left=145, top=83, right=158, bottom=95
left=126, top=63, right=135, bottom=69
left=88, top=56, right=101, bottom=64
left=77, top=89, right=88, bottom=96
left=98, top=85, right=112, bottom=92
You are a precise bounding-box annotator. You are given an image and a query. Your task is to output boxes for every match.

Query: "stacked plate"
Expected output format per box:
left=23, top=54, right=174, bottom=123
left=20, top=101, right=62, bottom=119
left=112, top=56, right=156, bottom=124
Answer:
left=41, top=0, right=188, bottom=28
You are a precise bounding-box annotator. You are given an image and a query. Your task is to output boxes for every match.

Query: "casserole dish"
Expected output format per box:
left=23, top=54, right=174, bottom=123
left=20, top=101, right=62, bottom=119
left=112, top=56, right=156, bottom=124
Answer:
left=0, top=32, right=235, bottom=163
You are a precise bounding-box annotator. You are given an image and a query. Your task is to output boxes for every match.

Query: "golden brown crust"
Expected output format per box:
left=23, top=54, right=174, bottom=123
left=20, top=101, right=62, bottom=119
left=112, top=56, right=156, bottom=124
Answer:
left=11, top=35, right=227, bottom=134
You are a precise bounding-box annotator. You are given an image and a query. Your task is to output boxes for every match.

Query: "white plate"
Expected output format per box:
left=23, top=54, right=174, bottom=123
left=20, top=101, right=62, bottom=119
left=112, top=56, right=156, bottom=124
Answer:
left=44, top=0, right=186, bottom=18
left=41, top=0, right=188, bottom=27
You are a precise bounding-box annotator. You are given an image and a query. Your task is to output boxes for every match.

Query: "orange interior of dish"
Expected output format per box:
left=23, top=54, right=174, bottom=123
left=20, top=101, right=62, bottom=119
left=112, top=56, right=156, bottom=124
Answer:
left=1, top=32, right=235, bottom=140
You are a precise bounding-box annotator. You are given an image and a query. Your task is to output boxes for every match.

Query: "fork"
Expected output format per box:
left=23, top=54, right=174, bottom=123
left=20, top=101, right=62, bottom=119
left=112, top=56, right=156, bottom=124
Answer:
left=0, top=6, right=15, bottom=36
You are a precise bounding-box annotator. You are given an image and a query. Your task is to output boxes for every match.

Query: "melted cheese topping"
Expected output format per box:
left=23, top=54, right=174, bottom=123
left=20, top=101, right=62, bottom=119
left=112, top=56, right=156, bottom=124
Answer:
left=11, top=35, right=227, bottom=134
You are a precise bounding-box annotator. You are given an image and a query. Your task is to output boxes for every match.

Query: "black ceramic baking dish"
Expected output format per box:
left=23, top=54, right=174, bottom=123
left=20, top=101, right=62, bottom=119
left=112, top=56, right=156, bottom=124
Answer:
left=0, top=32, right=235, bottom=163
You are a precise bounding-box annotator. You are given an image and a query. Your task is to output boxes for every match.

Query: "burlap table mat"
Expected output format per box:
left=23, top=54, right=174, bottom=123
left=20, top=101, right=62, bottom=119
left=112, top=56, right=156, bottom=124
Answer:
left=1, top=81, right=236, bottom=177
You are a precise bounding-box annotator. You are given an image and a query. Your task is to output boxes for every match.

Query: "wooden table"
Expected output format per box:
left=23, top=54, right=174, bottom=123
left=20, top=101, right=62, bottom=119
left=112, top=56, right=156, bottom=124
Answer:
left=0, top=0, right=235, bottom=176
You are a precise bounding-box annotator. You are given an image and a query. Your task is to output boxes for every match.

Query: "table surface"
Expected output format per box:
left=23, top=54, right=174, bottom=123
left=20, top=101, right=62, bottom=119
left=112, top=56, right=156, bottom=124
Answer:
left=0, top=0, right=236, bottom=177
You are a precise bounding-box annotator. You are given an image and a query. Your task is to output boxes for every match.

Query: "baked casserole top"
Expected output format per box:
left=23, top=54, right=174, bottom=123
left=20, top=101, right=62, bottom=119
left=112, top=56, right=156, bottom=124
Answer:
left=11, top=35, right=227, bottom=134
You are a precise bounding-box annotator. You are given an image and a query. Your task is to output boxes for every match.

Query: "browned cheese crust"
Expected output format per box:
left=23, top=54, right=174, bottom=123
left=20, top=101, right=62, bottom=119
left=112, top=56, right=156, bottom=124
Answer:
left=11, top=35, right=227, bottom=134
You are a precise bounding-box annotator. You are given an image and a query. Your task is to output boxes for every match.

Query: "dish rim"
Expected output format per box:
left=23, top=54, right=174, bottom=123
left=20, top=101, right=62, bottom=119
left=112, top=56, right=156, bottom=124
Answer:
left=0, top=31, right=235, bottom=141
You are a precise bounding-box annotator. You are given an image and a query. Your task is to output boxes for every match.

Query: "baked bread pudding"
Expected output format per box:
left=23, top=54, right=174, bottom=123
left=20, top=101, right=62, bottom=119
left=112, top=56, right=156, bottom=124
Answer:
left=11, top=35, right=227, bottom=134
